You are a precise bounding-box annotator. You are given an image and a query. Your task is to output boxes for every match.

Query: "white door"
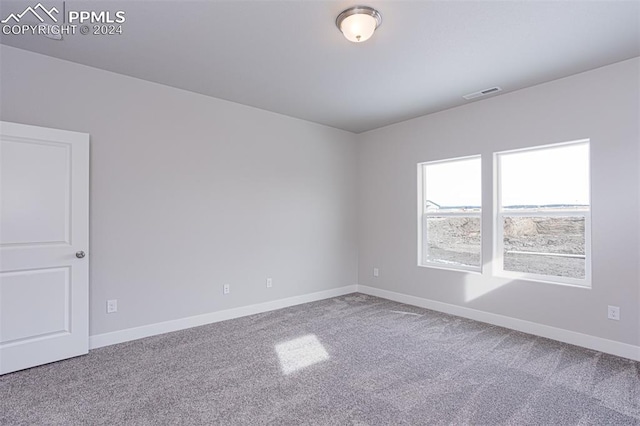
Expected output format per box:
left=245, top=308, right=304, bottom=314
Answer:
left=0, top=121, right=89, bottom=375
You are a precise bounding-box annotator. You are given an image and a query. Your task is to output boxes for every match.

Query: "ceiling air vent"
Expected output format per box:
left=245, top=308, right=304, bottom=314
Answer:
left=463, top=86, right=502, bottom=100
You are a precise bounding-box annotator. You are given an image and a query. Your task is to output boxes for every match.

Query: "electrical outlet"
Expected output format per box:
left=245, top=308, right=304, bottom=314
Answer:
left=266, top=278, right=273, bottom=288
left=223, top=284, right=230, bottom=295
left=607, top=305, right=620, bottom=321
left=373, top=268, right=379, bottom=277
left=107, top=299, right=118, bottom=314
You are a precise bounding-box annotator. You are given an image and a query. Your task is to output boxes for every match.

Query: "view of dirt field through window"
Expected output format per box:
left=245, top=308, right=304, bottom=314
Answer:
left=423, top=214, right=586, bottom=279
left=420, top=141, right=589, bottom=281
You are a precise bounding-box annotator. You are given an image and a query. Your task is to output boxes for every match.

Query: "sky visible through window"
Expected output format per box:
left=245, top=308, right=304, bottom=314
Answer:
left=500, top=142, right=589, bottom=207
left=424, top=157, right=481, bottom=208
left=423, top=143, right=589, bottom=209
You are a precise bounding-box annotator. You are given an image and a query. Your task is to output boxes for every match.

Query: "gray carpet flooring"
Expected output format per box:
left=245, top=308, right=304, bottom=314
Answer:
left=1, top=293, right=639, bottom=425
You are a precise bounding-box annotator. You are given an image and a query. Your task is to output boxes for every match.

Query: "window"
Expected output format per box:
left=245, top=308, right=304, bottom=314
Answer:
left=495, top=140, right=590, bottom=286
left=418, top=156, right=482, bottom=272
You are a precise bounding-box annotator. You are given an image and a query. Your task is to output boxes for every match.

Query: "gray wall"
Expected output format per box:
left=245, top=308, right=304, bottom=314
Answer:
left=357, top=58, right=640, bottom=346
left=2, top=45, right=638, bottom=349
left=0, top=46, right=358, bottom=336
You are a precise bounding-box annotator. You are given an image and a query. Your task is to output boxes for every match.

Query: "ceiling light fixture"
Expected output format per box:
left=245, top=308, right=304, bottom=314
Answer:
left=336, top=6, right=382, bottom=43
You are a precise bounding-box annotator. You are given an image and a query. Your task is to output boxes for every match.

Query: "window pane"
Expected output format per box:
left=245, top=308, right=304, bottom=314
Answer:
left=424, top=157, right=481, bottom=211
left=423, top=216, right=481, bottom=268
left=500, top=143, right=589, bottom=210
left=503, top=216, right=585, bottom=279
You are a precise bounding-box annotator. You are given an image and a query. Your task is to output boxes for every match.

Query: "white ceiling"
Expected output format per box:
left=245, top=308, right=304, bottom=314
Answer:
left=1, top=1, right=639, bottom=133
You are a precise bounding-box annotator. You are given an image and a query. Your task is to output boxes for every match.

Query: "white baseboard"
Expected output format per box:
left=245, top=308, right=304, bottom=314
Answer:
left=91, top=283, right=639, bottom=362
left=356, top=285, right=640, bottom=362
left=89, top=285, right=358, bottom=349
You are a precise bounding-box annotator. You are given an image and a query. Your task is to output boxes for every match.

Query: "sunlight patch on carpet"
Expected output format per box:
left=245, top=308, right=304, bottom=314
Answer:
left=275, top=334, right=329, bottom=375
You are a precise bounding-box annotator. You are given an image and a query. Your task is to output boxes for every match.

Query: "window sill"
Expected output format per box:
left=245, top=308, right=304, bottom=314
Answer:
left=493, top=270, right=591, bottom=289
left=418, top=263, right=482, bottom=274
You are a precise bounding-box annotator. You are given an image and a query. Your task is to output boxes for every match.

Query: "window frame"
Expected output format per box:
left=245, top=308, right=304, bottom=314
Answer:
left=493, top=140, right=592, bottom=287
left=417, top=155, right=482, bottom=273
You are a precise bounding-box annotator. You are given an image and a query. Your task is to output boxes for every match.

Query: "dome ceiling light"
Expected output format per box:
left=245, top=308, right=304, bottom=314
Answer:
left=336, top=6, right=382, bottom=43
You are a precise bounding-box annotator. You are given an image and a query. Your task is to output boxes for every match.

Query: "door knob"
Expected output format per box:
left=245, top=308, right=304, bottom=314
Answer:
left=76, top=251, right=86, bottom=259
